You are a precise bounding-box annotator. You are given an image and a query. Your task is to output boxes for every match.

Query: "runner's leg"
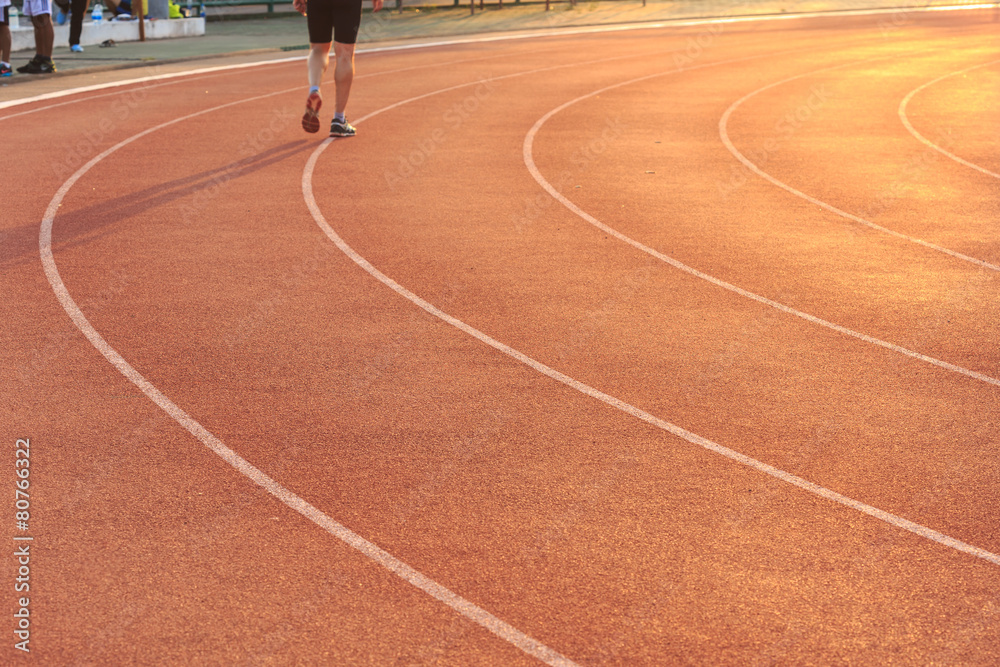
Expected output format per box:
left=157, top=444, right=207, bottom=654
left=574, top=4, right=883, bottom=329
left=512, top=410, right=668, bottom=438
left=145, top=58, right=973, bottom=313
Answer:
left=333, top=41, right=355, bottom=116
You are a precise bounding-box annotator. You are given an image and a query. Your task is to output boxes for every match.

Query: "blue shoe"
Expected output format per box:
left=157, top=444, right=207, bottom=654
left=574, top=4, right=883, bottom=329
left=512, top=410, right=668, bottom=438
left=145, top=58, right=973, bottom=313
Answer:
left=0, top=63, right=12, bottom=77
left=56, top=10, right=68, bottom=25
left=71, top=44, right=84, bottom=53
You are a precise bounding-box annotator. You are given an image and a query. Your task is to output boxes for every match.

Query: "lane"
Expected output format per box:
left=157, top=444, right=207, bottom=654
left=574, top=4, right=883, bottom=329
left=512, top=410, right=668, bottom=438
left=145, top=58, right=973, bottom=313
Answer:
left=341, top=24, right=1000, bottom=541
left=23, top=32, right=752, bottom=667
left=899, top=58, right=1000, bottom=178
left=524, top=48, right=1000, bottom=393
left=711, top=42, right=1000, bottom=372
left=299, top=19, right=1000, bottom=663
left=720, top=45, right=1000, bottom=271
left=8, top=47, right=599, bottom=665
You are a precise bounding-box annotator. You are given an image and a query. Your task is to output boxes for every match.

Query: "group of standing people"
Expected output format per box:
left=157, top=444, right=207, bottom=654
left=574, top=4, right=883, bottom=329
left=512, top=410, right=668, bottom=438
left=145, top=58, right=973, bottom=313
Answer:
left=1, top=0, right=57, bottom=74
left=2, top=0, right=378, bottom=141
left=0, top=0, right=133, bottom=75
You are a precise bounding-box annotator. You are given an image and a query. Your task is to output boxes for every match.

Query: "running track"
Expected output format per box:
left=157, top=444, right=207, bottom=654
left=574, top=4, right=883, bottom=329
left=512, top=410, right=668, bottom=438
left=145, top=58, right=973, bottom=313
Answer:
left=3, top=7, right=1000, bottom=664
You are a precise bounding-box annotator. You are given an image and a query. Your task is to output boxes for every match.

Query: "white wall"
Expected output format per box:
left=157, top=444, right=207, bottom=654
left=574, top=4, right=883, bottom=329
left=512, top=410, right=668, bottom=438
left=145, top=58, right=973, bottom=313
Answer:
left=10, top=16, right=205, bottom=52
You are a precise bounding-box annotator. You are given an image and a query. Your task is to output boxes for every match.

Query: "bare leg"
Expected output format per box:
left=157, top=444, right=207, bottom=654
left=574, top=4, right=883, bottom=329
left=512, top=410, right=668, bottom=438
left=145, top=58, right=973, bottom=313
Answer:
left=308, top=42, right=331, bottom=89
left=32, top=15, right=54, bottom=59
left=0, top=25, right=10, bottom=63
left=300, top=42, right=330, bottom=133
left=333, top=41, right=355, bottom=115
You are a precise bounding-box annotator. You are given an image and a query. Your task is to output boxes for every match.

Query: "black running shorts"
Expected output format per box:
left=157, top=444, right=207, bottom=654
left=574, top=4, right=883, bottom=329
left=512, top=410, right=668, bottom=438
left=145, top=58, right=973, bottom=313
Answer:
left=307, top=0, right=363, bottom=45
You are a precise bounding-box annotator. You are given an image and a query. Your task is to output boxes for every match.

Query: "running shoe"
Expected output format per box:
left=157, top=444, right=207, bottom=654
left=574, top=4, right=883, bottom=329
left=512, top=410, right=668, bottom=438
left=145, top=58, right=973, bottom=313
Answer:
left=0, top=64, right=11, bottom=77
left=71, top=44, right=84, bottom=53
left=17, top=58, right=56, bottom=75
left=301, top=91, right=322, bottom=133
left=329, top=118, right=357, bottom=137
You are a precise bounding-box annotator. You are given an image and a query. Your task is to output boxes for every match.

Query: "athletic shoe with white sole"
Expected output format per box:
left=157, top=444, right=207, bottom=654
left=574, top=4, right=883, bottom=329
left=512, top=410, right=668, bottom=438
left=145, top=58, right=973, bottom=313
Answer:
left=71, top=44, right=84, bottom=53
left=329, top=118, right=356, bottom=137
left=301, top=92, right=322, bottom=134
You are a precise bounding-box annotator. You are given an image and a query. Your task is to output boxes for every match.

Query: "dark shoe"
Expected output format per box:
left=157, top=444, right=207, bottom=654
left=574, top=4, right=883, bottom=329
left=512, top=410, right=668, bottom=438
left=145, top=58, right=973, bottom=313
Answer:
left=17, top=58, right=56, bottom=74
left=302, top=91, right=322, bottom=134
left=329, top=118, right=356, bottom=137
left=0, top=64, right=11, bottom=77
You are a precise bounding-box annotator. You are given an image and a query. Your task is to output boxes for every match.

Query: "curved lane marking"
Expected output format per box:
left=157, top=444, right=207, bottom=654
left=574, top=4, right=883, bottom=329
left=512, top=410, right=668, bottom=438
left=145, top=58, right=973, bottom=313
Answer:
left=304, top=61, right=1000, bottom=571
left=719, top=53, right=1000, bottom=272
left=39, top=50, right=719, bottom=667
left=899, top=57, right=1000, bottom=179
left=522, top=57, right=1000, bottom=390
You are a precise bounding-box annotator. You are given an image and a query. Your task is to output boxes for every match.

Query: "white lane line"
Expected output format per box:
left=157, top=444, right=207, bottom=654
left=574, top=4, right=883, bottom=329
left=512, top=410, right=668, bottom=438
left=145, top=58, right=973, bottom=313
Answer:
left=719, top=52, right=1000, bottom=272
left=899, top=57, right=1000, bottom=179
left=303, top=135, right=1000, bottom=574
left=39, top=51, right=697, bottom=667
left=0, top=55, right=304, bottom=112
left=0, top=72, right=227, bottom=124
left=522, top=57, right=1000, bottom=390
left=3, top=1, right=993, bottom=112
left=0, top=47, right=551, bottom=123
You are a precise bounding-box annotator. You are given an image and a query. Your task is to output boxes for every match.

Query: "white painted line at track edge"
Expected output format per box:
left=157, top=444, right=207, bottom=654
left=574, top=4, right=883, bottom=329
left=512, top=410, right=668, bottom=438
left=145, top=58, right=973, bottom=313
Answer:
left=718, top=52, right=1000, bottom=272
left=522, top=55, right=1000, bottom=390
left=3, top=1, right=994, bottom=112
left=303, top=130, right=1000, bottom=573
left=899, top=57, right=1000, bottom=179
left=0, top=55, right=306, bottom=112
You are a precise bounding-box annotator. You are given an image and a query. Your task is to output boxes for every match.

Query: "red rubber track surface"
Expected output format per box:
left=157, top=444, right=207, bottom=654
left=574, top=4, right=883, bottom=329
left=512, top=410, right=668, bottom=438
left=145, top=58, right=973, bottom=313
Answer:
left=4, top=9, right=1000, bottom=664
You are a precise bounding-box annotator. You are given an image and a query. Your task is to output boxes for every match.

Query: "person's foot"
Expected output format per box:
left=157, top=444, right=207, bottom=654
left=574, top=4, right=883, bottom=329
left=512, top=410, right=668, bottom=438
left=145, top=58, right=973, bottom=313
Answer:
left=0, top=64, right=12, bottom=77
left=330, top=118, right=357, bottom=137
left=71, top=44, right=84, bottom=53
left=301, top=92, right=322, bottom=134
left=16, top=58, right=56, bottom=75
